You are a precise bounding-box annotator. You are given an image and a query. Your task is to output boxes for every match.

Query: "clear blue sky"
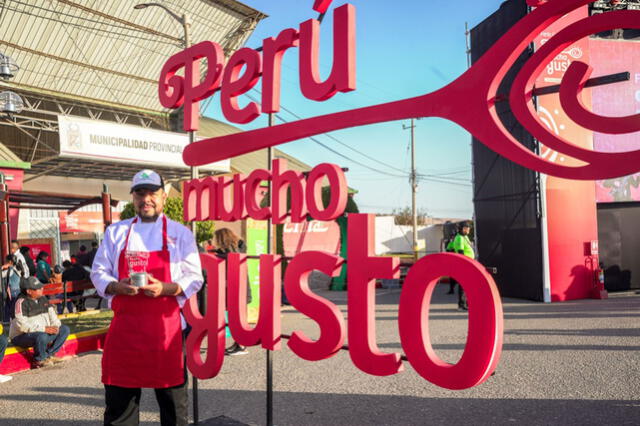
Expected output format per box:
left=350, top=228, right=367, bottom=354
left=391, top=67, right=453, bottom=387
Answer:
left=204, top=0, right=505, bottom=218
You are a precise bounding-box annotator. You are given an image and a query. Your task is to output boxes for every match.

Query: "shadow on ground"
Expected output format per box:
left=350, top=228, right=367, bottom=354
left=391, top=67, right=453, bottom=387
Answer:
left=2, top=388, right=638, bottom=425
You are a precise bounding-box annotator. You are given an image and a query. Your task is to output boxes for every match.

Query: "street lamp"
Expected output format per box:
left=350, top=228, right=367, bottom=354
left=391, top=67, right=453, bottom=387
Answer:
left=0, top=53, right=20, bottom=80
left=133, top=3, right=191, bottom=48
left=133, top=3, right=198, bottom=201
left=0, top=51, right=23, bottom=118
left=0, top=91, right=24, bottom=117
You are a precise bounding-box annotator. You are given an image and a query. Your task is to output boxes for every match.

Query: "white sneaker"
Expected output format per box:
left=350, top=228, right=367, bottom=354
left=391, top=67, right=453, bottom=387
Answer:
left=0, top=374, right=12, bottom=383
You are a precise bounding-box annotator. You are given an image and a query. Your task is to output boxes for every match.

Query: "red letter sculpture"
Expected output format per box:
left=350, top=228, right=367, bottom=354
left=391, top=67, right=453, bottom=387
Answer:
left=262, top=29, right=299, bottom=113
left=221, top=47, right=262, bottom=124
left=398, top=254, right=503, bottom=390
left=183, top=254, right=226, bottom=379
left=159, top=41, right=224, bottom=131
left=347, top=214, right=402, bottom=376
left=299, top=4, right=356, bottom=101
left=284, top=251, right=346, bottom=361
left=183, top=0, right=640, bottom=181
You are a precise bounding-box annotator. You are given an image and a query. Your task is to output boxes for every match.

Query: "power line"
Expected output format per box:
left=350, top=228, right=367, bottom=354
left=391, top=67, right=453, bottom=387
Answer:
left=418, top=176, right=471, bottom=187
left=49, top=3, right=125, bottom=106
left=163, top=0, right=239, bottom=33
left=276, top=101, right=412, bottom=175
left=241, top=92, right=409, bottom=178
left=5, top=2, right=178, bottom=47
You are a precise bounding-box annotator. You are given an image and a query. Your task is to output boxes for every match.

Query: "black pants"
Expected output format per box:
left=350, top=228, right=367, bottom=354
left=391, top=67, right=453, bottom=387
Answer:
left=450, top=279, right=468, bottom=309
left=458, top=283, right=467, bottom=309
left=104, top=381, right=188, bottom=426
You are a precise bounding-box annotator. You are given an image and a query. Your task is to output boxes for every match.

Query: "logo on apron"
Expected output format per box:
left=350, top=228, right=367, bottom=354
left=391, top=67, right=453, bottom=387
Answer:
left=124, top=251, right=151, bottom=273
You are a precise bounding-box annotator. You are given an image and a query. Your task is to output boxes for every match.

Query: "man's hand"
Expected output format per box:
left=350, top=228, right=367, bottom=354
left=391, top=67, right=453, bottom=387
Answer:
left=108, top=279, right=138, bottom=296
left=140, top=275, right=182, bottom=298
left=45, top=326, right=58, bottom=335
left=140, top=274, right=164, bottom=298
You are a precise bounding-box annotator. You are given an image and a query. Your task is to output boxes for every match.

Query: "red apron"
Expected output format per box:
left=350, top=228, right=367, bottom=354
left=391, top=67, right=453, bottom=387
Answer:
left=102, top=215, right=184, bottom=388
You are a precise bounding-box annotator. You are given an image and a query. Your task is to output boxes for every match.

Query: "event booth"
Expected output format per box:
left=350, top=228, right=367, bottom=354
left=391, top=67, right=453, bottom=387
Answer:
left=470, top=0, right=640, bottom=302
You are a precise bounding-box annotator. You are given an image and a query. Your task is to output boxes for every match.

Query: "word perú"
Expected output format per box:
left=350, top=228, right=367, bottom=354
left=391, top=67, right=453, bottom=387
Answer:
left=159, top=2, right=354, bottom=130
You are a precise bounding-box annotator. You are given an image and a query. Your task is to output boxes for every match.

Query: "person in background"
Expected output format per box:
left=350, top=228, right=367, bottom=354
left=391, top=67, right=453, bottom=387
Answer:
left=214, top=228, right=251, bottom=356
left=204, top=239, right=215, bottom=253
left=86, top=241, right=99, bottom=268
left=452, top=222, right=475, bottom=311
left=36, top=251, right=52, bottom=284
left=62, top=260, right=89, bottom=312
left=444, top=231, right=457, bottom=295
left=0, top=330, right=12, bottom=383
left=20, top=246, right=37, bottom=277
left=10, top=240, right=29, bottom=278
left=2, top=255, right=22, bottom=322
left=49, top=264, right=70, bottom=315
left=76, top=245, right=89, bottom=267
left=10, top=277, right=70, bottom=368
left=51, top=265, right=63, bottom=283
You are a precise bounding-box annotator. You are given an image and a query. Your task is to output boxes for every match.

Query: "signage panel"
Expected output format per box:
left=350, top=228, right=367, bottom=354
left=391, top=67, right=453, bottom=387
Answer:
left=57, top=115, right=230, bottom=172
left=59, top=211, right=121, bottom=233
left=534, top=7, right=599, bottom=302
left=591, top=39, right=640, bottom=202
left=282, top=220, right=341, bottom=258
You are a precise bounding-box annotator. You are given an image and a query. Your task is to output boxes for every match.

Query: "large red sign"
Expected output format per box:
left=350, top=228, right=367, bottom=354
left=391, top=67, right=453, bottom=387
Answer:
left=184, top=215, right=502, bottom=390
left=59, top=211, right=120, bottom=233
left=170, top=0, right=640, bottom=181
left=591, top=39, right=640, bottom=202
left=534, top=7, right=599, bottom=302
left=282, top=220, right=340, bottom=258
left=23, top=243, right=53, bottom=265
left=163, top=0, right=639, bottom=390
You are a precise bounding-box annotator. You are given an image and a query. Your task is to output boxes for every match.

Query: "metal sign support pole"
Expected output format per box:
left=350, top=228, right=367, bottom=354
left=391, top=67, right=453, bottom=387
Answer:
left=266, top=112, right=275, bottom=426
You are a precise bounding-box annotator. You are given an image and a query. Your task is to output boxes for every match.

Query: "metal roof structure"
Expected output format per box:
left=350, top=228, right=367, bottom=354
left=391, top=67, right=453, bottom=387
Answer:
left=0, top=0, right=267, bottom=181
left=0, top=0, right=266, bottom=112
left=9, top=189, right=119, bottom=211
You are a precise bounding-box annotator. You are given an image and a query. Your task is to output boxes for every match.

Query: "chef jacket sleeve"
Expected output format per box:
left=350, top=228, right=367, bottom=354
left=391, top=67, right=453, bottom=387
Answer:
left=174, top=226, right=203, bottom=306
left=90, top=225, right=118, bottom=300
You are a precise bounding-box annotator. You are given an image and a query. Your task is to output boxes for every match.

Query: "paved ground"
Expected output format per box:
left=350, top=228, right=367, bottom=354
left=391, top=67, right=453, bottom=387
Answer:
left=0, top=286, right=638, bottom=425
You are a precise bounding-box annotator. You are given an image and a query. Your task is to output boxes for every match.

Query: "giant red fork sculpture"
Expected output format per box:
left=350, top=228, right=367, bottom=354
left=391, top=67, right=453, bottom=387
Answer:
left=176, top=0, right=640, bottom=180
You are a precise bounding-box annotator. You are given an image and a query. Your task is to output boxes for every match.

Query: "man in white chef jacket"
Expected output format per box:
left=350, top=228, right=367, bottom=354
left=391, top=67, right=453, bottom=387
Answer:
left=91, top=169, right=203, bottom=426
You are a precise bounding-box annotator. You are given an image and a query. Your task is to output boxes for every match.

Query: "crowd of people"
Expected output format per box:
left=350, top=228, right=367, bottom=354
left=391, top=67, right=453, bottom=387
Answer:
left=0, top=169, right=257, bottom=426
left=0, top=240, right=100, bottom=380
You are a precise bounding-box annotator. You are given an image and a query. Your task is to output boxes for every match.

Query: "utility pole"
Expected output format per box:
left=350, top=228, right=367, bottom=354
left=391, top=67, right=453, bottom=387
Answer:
left=402, top=119, right=419, bottom=261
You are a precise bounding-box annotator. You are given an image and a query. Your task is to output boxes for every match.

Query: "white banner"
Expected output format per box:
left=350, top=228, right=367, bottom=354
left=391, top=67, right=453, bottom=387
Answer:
left=58, top=115, right=230, bottom=172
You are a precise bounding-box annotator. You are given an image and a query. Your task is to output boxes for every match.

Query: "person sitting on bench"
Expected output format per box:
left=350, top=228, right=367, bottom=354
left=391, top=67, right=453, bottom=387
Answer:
left=9, top=277, right=70, bottom=368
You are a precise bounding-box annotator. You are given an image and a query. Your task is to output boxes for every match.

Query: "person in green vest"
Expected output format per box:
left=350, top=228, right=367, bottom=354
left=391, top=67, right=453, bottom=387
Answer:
left=444, top=229, right=457, bottom=294
left=452, top=222, right=474, bottom=310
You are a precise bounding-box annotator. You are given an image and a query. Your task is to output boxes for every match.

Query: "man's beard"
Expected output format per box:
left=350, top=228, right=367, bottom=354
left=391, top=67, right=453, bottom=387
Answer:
left=137, top=205, right=160, bottom=222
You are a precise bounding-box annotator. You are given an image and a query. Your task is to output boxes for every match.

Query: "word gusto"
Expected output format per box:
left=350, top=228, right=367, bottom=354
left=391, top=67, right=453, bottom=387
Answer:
left=184, top=214, right=503, bottom=390
left=174, top=0, right=505, bottom=391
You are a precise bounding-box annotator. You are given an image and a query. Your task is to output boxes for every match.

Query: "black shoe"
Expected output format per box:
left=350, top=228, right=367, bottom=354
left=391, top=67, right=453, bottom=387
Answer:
left=225, top=343, right=248, bottom=356
left=458, top=305, right=468, bottom=311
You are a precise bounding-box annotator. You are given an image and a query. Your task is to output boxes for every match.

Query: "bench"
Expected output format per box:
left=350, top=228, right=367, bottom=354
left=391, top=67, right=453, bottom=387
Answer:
left=42, top=280, right=102, bottom=310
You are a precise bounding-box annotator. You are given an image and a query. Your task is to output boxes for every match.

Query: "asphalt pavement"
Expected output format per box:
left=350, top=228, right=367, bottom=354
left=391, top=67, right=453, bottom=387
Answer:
left=0, top=286, right=638, bottom=425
